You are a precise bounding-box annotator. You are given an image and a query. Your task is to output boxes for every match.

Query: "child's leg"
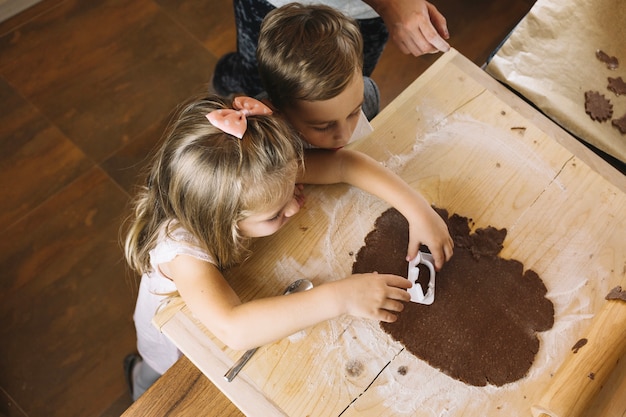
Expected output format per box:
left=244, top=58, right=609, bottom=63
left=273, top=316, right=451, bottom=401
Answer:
left=363, top=76, right=380, bottom=121
left=131, top=357, right=162, bottom=401
left=357, top=17, right=389, bottom=77
left=213, top=0, right=275, bottom=96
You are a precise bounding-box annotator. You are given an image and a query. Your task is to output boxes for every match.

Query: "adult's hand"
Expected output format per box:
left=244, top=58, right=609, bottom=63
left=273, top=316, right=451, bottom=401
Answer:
left=367, top=0, right=450, bottom=55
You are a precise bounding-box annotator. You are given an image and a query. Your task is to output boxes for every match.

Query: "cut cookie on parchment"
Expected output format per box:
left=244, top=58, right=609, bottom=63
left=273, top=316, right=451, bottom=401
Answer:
left=596, top=50, right=619, bottom=70
left=612, top=112, right=626, bottom=134
left=607, top=77, right=626, bottom=96
left=584, top=91, right=613, bottom=122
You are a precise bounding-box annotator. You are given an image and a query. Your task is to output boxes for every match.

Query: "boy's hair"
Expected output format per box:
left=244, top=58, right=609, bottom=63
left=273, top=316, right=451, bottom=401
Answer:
left=123, top=95, right=303, bottom=273
left=257, top=3, right=364, bottom=110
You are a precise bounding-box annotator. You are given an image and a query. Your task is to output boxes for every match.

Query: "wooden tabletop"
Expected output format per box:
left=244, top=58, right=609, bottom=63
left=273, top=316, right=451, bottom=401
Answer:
left=121, top=354, right=243, bottom=417
left=122, top=50, right=626, bottom=417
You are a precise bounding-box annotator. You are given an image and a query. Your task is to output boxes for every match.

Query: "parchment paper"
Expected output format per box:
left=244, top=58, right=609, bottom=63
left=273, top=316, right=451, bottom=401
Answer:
left=485, top=0, right=626, bottom=163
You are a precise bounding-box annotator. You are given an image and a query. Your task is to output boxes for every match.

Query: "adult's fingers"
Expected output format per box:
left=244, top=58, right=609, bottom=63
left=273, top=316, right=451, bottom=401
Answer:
left=426, top=2, right=450, bottom=41
left=419, top=24, right=450, bottom=53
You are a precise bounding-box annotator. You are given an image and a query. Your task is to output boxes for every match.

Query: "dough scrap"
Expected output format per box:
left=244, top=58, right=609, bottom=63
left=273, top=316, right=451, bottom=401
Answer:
left=606, top=285, right=626, bottom=302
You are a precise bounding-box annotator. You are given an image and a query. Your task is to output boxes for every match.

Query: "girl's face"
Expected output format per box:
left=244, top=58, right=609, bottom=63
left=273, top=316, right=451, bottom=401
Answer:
left=237, top=185, right=304, bottom=238
left=281, top=71, right=364, bottom=150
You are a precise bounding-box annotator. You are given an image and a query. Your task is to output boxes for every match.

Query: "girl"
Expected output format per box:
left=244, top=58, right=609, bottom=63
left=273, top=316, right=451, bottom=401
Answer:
left=123, top=94, right=452, bottom=400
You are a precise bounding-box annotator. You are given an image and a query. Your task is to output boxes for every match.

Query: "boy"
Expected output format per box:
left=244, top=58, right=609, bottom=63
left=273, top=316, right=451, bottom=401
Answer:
left=254, top=3, right=453, bottom=272
left=212, top=0, right=450, bottom=100
left=257, top=3, right=381, bottom=149
left=251, top=3, right=452, bottom=269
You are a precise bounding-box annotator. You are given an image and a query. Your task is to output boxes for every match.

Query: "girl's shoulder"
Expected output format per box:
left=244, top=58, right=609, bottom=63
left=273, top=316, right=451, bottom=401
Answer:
left=150, top=222, right=215, bottom=267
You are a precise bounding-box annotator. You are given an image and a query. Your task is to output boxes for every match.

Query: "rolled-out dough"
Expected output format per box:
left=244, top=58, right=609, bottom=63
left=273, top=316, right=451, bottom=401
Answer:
left=352, top=207, right=554, bottom=387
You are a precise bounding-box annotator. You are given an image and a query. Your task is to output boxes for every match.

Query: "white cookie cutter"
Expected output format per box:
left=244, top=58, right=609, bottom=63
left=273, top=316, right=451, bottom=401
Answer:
left=407, top=251, right=436, bottom=305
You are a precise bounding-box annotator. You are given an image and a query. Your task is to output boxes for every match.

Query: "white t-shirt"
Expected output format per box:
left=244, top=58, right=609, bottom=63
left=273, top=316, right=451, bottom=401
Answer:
left=350, top=110, right=375, bottom=143
left=267, top=0, right=379, bottom=19
left=133, top=224, right=215, bottom=375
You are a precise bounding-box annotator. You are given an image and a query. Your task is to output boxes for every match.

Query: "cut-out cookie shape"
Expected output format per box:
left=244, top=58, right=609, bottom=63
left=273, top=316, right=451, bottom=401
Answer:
left=607, top=76, right=626, bottom=96
left=584, top=90, right=613, bottom=122
left=595, top=49, right=619, bottom=70
left=352, top=208, right=554, bottom=387
left=612, top=112, right=626, bottom=134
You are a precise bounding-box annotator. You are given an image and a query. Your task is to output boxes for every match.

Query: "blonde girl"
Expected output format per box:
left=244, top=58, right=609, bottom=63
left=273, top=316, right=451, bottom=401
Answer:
left=123, top=94, right=452, bottom=400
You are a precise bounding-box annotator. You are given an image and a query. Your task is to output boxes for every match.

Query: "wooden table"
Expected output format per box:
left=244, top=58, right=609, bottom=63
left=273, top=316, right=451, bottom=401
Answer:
left=121, top=355, right=243, bottom=417
left=122, top=50, right=626, bottom=417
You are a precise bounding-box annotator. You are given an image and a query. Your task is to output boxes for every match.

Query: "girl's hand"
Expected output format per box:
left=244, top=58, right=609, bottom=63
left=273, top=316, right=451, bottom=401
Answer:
left=406, top=206, right=453, bottom=271
left=335, top=273, right=412, bottom=322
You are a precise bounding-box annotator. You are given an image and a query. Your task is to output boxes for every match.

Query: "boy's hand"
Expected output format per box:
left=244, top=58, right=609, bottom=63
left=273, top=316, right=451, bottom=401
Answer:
left=406, top=206, right=453, bottom=271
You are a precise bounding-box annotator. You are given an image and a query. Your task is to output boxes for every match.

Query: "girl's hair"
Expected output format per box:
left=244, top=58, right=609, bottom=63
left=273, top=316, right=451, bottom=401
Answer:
left=257, top=3, right=364, bottom=110
left=123, top=95, right=303, bottom=274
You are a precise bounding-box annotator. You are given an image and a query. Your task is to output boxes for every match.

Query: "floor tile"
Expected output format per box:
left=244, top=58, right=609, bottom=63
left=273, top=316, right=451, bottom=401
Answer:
left=0, top=77, right=92, bottom=232
left=0, top=167, right=136, bottom=417
left=0, top=0, right=216, bottom=163
left=156, top=0, right=237, bottom=57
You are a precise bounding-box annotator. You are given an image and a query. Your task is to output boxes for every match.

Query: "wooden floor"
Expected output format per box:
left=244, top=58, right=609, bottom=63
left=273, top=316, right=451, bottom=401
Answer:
left=0, top=1, right=536, bottom=416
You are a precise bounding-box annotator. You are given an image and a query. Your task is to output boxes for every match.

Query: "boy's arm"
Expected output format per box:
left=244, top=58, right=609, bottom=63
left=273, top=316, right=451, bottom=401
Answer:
left=300, top=149, right=453, bottom=269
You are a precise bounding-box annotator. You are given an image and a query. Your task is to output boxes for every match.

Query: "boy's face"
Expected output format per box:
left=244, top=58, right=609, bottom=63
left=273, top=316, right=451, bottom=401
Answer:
left=281, top=72, right=364, bottom=150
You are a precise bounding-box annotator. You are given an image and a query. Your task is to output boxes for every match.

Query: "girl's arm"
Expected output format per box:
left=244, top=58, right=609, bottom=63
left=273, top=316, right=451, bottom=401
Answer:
left=165, top=254, right=411, bottom=351
left=299, top=148, right=453, bottom=269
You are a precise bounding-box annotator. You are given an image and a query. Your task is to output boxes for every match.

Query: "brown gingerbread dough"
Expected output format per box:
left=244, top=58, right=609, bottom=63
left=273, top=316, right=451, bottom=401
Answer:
left=596, top=50, right=619, bottom=70
left=571, top=338, right=588, bottom=353
left=352, top=208, right=554, bottom=387
left=584, top=90, right=613, bottom=122
left=608, top=76, right=626, bottom=96
left=612, top=112, right=626, bottom=134
left=606, top=286, right=626, bottom=302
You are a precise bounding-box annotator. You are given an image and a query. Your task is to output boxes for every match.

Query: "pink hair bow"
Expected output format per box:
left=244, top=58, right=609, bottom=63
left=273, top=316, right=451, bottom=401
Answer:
left=206, top=96, right=272, bottom=139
